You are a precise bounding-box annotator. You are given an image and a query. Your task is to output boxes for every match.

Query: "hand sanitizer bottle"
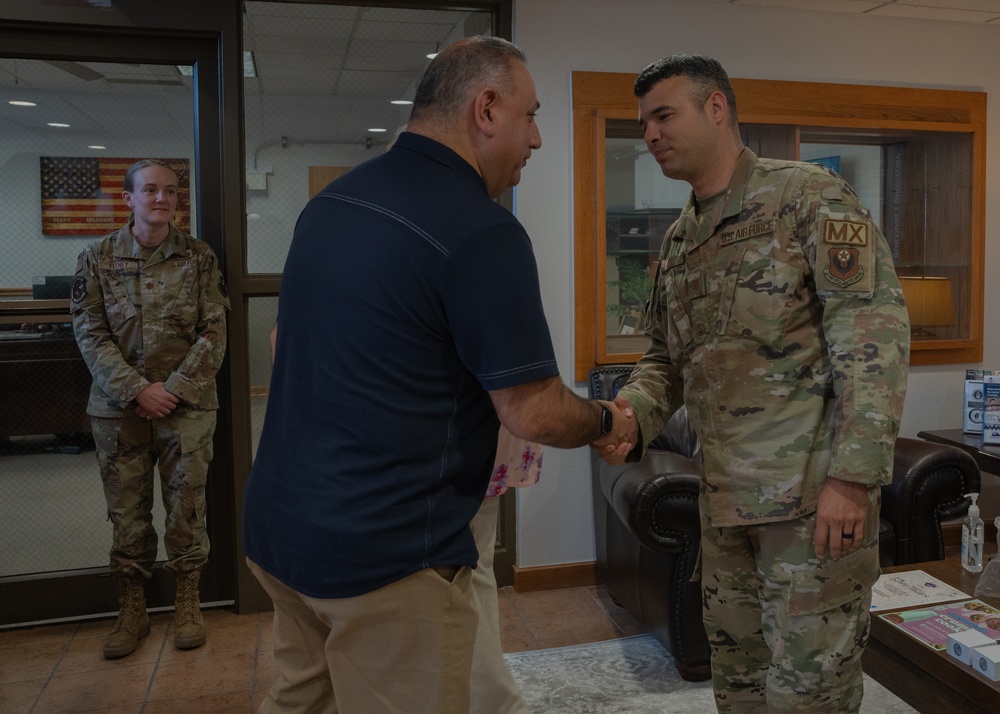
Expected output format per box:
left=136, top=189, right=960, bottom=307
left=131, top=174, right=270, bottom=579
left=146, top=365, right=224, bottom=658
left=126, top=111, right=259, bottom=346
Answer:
left=962, top=492, right=984, bottom=573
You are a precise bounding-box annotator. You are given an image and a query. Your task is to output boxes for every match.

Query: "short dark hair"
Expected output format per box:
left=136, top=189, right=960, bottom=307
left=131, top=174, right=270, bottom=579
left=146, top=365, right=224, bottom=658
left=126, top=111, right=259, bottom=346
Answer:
left=411, top=36, right=526, bottom=121
left=634, top=54, right=738, bottom=125
left=123, top=159, right=174, bottom=192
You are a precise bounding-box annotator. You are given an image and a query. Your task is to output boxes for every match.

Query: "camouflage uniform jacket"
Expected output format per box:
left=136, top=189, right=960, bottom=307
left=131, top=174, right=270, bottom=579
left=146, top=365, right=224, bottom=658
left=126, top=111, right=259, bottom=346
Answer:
left=71, top=222, right=230, bottom=417
left=618, top=148, right=909, bottom=527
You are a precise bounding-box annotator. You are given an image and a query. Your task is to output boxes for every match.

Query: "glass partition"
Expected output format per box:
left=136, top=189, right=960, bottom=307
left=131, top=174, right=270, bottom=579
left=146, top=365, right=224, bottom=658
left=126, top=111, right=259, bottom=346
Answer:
left=238, top=0, right=515, bottom=586
left=0, top=58, right=194, bottom=577
left=242, top=1, right=493, bottom=277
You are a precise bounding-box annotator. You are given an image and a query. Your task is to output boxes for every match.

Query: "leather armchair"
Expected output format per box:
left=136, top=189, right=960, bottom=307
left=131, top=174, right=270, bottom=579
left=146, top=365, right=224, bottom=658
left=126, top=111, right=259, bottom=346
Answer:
left=589, top=364, right=981, bottom=682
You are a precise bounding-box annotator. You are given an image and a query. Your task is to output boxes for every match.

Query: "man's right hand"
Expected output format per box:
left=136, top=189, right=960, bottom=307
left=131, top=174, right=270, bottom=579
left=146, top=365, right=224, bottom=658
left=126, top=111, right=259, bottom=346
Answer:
left=592, top=396, right=639, bottom=465
left=134, top=382, right=180, bottom=419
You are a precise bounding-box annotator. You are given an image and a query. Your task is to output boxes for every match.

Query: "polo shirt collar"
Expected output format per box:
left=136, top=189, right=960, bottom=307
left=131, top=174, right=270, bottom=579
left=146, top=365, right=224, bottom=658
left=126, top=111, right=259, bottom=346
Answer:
left=393, top=131, right=488, bottom=195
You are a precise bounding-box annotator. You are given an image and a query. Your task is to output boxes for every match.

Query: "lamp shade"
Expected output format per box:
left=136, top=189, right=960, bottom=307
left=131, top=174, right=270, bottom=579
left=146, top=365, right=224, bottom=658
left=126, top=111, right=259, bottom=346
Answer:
left=899, top=276, right=956, bottom=327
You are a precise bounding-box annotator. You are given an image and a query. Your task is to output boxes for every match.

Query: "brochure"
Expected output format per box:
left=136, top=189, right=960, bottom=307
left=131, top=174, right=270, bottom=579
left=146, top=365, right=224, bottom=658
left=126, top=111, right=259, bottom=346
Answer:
left=870, top=570, right=971, bottom=612
left=878, top=598, right=1000, bottom=651
left=984, top=374, right=1000, bottom=445
left=965, top=369, right=989, bottom=434
left=964, top=369, right=1000, bottom=434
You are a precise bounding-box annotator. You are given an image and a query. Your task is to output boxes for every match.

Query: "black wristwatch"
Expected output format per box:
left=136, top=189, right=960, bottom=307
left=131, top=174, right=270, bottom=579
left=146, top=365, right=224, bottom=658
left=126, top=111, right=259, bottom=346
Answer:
left=600, top=404, right=613, bottom=435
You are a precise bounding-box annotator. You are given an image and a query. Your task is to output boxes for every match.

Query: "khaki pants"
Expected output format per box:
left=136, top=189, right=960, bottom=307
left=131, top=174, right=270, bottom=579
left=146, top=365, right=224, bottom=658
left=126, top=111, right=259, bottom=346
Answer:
left=249, top=558, right=477, bottom=714
left=469, top=496, right=530, bottom=714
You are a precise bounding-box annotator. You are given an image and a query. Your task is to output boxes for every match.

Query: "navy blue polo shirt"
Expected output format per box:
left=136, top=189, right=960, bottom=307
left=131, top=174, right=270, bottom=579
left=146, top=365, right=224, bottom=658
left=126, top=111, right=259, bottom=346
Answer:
left=242, top=132, right=560, bottom=598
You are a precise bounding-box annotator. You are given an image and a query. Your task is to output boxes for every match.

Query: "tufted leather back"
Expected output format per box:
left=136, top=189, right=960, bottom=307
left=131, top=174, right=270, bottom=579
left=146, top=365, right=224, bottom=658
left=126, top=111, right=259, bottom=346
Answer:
left=587, top=364, right=634, bottom=401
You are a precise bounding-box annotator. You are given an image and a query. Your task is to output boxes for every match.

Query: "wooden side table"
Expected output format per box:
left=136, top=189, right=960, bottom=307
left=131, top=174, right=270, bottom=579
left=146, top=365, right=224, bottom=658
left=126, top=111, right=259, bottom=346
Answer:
left=863, top=554, right=1000, bottom=713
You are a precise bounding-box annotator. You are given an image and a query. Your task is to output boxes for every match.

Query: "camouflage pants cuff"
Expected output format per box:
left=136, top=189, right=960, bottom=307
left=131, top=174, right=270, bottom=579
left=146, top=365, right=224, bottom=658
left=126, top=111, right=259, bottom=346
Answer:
left=113, top=564, right=152, bottom=579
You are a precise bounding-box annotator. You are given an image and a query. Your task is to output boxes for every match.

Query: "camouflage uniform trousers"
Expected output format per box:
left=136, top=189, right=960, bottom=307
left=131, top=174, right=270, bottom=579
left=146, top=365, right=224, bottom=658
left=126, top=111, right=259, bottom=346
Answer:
left=91, top=407, right=216, bottom=577
left=700, top=488, right=881, bottom=713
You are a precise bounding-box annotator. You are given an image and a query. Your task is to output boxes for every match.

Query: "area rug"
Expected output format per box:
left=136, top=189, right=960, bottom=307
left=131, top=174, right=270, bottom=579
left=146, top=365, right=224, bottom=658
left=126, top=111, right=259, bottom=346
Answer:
left=504, top=634, right=916, bottom=714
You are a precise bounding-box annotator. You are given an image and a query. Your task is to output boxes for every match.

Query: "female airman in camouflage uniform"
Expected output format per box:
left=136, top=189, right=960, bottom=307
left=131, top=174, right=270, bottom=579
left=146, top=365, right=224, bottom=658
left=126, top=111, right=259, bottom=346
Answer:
left=72, top=159, right=229, bottom=659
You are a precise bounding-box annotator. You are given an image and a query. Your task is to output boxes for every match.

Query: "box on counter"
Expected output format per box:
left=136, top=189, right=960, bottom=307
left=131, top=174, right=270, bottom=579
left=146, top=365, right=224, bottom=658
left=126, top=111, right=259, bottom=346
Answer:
left=947, top=629, right=997, bottom=664
left=984, top=375, right=1000, bottom=446
left=973, top=644, right=1000, bottom=681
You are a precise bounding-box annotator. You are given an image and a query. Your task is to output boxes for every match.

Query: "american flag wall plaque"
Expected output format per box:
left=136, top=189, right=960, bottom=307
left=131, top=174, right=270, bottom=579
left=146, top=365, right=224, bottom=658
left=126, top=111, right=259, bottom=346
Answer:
left=40, top=157, right=191, bottom=236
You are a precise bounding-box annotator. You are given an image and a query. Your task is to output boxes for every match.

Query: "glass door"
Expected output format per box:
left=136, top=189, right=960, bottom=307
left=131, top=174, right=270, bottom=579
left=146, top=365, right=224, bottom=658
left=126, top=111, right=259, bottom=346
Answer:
left=0, top=27, right=228, bottom=627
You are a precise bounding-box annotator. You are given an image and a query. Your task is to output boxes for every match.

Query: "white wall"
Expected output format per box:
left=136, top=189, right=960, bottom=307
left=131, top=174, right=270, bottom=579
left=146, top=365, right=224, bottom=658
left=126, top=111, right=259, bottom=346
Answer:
left=510, top=0, right=1000, bottom=568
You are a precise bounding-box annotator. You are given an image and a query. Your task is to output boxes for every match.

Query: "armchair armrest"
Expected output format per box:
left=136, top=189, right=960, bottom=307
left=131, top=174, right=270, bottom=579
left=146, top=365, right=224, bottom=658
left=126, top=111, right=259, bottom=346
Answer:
left=596, top=449, right=701, bottom=555
left=883, top=437, right=981, bottom=564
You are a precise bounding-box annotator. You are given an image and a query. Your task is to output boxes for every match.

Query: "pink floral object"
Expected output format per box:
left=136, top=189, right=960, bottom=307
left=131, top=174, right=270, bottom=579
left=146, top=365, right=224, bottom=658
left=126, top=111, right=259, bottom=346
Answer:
left=487, top=426, right=543, bottom=497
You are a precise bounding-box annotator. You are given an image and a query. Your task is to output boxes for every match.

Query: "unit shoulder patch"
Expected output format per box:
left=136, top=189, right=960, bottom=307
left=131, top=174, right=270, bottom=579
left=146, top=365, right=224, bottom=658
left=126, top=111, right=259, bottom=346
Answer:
left=816, top=212, right=875, bottom=295
left=71, top=276, right=87, bottom=303
left=823, top=247, right=864, bottom=288
left=824, top=219, right=868, bottom=247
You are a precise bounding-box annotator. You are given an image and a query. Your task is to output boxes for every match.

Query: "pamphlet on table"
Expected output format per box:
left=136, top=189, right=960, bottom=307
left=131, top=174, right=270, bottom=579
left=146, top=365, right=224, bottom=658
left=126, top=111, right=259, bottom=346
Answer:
left=878, top=598, right=1000, bottom=651
left=871, top=570, right=970, bottom=611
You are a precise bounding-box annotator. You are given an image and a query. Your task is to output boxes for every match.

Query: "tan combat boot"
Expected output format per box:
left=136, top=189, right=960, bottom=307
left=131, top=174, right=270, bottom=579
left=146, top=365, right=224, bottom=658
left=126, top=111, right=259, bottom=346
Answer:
left=103, top=573, right=150, bottom=659
left=173, top=569, right=206, bottom=649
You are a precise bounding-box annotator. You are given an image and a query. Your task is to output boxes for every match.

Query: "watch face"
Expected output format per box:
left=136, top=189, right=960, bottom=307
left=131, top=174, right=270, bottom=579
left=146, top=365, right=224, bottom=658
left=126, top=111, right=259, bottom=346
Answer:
left=601, top=406, right=613, bottom=434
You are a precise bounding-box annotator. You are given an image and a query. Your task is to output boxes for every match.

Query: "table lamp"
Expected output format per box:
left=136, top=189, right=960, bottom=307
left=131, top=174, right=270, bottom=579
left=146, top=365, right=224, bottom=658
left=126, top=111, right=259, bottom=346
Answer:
left=899, top=276, right=956, bottom=338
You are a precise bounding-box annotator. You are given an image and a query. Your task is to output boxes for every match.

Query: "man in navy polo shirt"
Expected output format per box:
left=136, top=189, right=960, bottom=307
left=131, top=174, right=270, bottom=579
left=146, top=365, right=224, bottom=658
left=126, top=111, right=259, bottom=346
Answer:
left=243, top=36, right=634, bottom=714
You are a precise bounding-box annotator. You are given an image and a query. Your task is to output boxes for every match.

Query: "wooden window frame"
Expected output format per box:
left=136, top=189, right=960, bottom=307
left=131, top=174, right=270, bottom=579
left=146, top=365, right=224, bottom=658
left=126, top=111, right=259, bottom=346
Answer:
left=572, top=71, right=986, bottom=381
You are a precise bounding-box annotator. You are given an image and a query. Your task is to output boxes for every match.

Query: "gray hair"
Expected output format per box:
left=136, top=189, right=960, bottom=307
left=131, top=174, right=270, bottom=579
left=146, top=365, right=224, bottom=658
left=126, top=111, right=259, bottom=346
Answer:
left=411, top=36, right=526, bottom=121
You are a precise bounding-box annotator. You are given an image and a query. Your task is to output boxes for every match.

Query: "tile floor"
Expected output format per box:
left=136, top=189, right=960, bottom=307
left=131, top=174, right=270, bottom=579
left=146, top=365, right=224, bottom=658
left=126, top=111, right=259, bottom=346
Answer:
left=0, top=584, right=644, bottom=713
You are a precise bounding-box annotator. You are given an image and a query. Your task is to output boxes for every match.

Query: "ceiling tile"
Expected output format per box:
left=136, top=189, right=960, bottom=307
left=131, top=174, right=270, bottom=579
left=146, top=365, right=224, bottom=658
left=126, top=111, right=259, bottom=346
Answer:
left=247, top=15, right=354, bottom=41
left=246, top=1, right=359, bottom=21
left=868, top=3, right=1000, bottom=21
left=736, top=0, right=884, bottom=11
left=894, top=0, right=1000, bottom=11
left=354, top=20, right=458, bottom=43
left=251, top=35, right=351, bottom=56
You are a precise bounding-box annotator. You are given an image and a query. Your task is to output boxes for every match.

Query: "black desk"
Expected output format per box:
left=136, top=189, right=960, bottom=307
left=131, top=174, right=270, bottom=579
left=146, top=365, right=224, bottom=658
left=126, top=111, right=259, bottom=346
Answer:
left=0, top=333, right=91, bottom=441
left=918, top=429, right=1000, bottom=477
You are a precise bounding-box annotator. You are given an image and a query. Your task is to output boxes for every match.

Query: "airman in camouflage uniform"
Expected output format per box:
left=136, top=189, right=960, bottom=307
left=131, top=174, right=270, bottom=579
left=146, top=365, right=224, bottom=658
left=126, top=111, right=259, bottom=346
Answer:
left=607, top=56, right=909, bottom=712
left=71, top=159, right=229, bottom=659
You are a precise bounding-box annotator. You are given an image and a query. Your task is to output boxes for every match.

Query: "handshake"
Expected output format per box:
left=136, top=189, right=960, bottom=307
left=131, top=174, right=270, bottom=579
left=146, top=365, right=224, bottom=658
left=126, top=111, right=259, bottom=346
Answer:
left=591, top=396, right=639, bottom=466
